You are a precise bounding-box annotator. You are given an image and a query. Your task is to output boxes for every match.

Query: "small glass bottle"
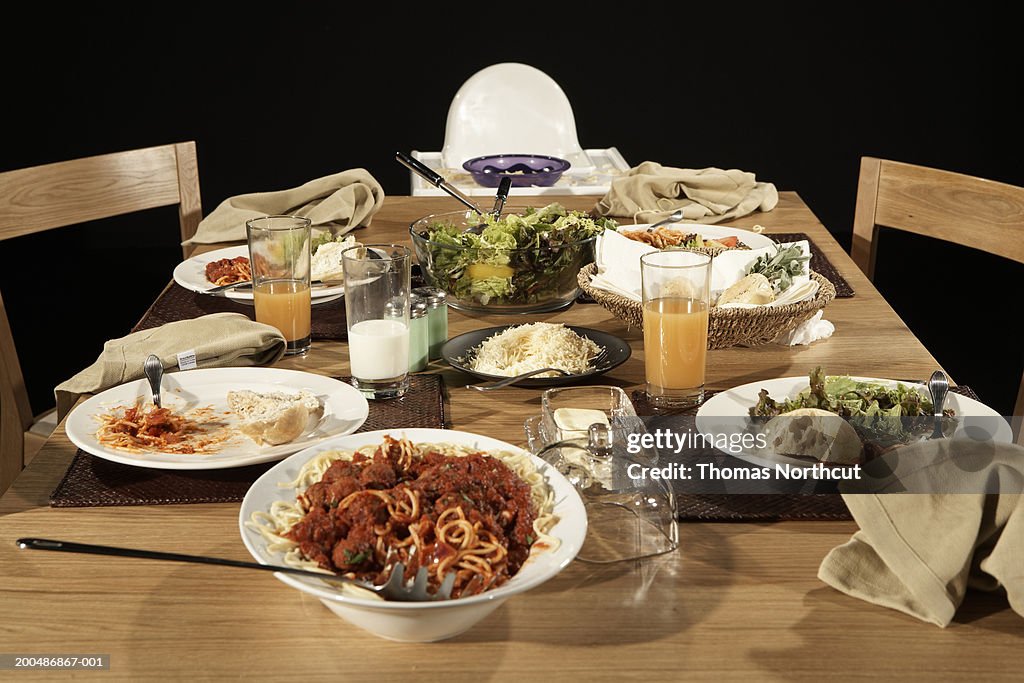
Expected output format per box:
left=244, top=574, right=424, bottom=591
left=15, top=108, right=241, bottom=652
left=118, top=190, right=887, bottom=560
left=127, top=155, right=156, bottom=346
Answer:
left=412, top=287, right=448, bottom=360
left=407, top=296, right=430, bottom=372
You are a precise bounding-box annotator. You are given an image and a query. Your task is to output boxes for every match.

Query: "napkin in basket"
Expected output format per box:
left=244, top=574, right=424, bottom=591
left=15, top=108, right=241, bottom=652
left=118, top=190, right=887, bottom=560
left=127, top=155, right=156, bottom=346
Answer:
left=589, top=229, right=831, bottom=345
left=185, top=168, right=385, bottom=245
left=594, top=161, right=778, bottom=223
left=819, top=438, right=1024, bottom=627
left=55, top=313, right=286, bottom=419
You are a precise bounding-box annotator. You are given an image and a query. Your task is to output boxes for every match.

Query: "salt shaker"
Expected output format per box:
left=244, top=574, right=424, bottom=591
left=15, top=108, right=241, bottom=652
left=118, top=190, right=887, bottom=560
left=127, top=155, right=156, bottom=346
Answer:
left=407, top=296, right=430, bottom=372
left=412, top=287, right=448, bottom=360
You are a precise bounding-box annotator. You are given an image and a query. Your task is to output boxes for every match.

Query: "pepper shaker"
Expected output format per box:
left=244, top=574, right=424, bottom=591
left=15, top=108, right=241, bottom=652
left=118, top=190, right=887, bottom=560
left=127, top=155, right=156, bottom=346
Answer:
left=407, top=296, right=430, bottom=372
left=412, top=287, right=448, bottom=360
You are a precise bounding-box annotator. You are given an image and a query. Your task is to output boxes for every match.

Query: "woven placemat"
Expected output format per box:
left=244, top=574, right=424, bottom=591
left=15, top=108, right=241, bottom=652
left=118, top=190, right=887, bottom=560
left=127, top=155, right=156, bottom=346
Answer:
left=768, top=232, right=854, bottom=298
left=49, top=374, right=448, bottom=508
left=133, top=283, right=348, bottom=340
left=628, top=384, right=980, bottom=521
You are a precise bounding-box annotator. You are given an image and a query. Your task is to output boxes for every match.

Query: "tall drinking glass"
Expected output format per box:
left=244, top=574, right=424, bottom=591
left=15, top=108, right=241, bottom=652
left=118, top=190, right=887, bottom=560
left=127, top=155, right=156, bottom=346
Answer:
left=246, top=215, right=312, bottom=356
left=641, top=250, right=712, bottom=409
left=342, top=244, right=411, bottom=399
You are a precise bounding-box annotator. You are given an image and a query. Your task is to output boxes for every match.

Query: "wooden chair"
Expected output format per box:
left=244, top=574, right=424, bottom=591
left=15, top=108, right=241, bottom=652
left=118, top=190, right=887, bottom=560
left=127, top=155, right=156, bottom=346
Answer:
left=850, top=157, right=1024, bottom=445
left=0, top=142, right=202, bottom=492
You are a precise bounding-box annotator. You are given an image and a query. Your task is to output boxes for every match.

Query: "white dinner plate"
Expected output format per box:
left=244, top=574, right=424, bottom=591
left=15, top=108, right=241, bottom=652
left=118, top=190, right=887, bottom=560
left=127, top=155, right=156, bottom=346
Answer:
left=623, top=223, right=778, bottom=250
left=238, top=428, right=587, bottom=608
left=695, top=375, right=1013, bottom=467
left=173, top=245, right=346, bottom=304
left=66, top=367, right=369, bottom=470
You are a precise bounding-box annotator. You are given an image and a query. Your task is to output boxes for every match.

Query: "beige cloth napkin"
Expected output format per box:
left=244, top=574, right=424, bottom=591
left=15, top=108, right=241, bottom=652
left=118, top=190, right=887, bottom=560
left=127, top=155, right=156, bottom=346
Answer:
left=55, top=313, right=286, bottom=419
left=595, top=161, right=778, bottom=223
left=185, top=168, right=385, bottom=245
left=819, top=438, right=1024, bottom=627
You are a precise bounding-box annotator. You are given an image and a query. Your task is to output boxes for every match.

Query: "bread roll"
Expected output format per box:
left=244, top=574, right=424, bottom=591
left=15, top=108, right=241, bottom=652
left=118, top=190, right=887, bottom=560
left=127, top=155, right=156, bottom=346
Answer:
left=227, top=389, right=324, bottom=446
left=717, top=273, right=775, bottom=305
left=764, top=408, right=864, bottom=464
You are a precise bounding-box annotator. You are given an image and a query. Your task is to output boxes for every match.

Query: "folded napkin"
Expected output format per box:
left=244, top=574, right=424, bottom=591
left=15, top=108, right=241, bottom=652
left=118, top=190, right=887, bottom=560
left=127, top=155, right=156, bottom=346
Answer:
left=819, top=439, right=1024, bottom=627
left=55, top=313, right=286, bottom=419
left=594, top=161, right=779, bottom=223
left=185, top=168, right=385, bottom=245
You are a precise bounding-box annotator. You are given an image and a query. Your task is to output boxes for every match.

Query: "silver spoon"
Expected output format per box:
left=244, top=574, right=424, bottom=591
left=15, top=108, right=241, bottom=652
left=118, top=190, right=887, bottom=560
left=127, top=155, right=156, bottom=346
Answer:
left=647, top=208, right=684, bottom=231
left=466, top=347, right=608, bottom=391
left=468, top=368, right=572, bottom=391
left=143, top=354, right=164, bottom=408
left=927, top=370, right=949, bottom=438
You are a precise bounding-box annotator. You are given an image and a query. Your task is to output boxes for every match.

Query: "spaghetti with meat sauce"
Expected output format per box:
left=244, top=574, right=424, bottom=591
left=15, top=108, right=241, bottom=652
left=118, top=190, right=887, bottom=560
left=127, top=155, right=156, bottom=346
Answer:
left=205, top=256, right=252, bottom=286
left=247, top=435, right=558, bottom=599
left=95, top=404, right=232, bottom=454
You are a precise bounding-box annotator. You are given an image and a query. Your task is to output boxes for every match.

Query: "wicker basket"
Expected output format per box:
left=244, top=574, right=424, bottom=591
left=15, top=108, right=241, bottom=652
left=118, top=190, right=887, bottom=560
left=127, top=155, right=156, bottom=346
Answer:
left=577, top=263, right=837, bottom=349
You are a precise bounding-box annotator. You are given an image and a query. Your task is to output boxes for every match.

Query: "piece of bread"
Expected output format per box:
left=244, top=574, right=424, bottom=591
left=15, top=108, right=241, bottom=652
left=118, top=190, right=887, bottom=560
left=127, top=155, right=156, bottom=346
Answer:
left=764, top=407, right=864, bottom=464
left=717, top=273, right=775, bottom=305
left=227, top=389, right=324, bottom=446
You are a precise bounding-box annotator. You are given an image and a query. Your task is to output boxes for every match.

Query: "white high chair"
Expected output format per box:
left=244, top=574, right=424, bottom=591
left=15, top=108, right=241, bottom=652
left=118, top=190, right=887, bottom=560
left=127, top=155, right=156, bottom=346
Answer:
left=440, top=62, right=596, bottom=174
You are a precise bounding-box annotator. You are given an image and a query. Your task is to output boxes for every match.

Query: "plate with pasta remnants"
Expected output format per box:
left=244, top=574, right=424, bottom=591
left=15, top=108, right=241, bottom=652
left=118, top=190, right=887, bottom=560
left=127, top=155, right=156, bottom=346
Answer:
left=173, top=245, right=347, bottom=304
left=238, top=428, right=587, bottom=641
left=441, top=322, right=631, bottom=387
left=65, top=367, right=369, bottom=469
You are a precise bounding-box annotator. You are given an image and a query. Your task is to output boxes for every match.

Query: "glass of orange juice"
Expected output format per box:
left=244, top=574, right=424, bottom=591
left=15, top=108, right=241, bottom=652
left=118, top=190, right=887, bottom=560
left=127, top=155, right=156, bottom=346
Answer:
left=246, top=215, right=312, bottom=356
left=641, top=250, right=712, bottom=409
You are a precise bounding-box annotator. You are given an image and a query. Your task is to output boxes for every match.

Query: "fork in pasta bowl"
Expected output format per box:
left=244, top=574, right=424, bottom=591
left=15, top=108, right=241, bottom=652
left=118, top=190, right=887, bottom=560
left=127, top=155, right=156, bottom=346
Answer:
left=239, top=428, right=587, bottom=642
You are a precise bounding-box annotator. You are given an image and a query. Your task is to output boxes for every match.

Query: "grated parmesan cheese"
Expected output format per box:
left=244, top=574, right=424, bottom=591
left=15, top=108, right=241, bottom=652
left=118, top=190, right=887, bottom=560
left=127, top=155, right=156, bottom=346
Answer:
left=468, top=323, right=601, bottom=377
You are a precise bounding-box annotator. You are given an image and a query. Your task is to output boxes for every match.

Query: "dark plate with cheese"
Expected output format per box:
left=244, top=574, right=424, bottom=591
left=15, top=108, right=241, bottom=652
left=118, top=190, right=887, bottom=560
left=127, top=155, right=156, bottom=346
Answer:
left=441, top=324, right=631, bottom=387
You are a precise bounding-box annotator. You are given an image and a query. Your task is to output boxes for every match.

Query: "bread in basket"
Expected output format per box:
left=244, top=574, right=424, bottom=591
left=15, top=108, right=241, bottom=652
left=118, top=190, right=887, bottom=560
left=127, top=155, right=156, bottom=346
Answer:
left=577, top=263, right=836, bottom=349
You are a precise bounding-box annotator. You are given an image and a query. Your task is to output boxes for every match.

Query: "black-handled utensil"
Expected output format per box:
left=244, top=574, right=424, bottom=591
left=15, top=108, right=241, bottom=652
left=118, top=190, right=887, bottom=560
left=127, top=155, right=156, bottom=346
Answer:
left=491, top=176, right=512, bottom=217
left=395, top=151, right=485, bottom=214
left=16, top=537, right=454, bottom=602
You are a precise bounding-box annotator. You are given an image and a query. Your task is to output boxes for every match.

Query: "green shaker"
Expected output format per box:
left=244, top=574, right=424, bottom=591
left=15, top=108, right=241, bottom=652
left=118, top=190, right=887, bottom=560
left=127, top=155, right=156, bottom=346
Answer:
left=412, top=287, right=448, bottom=360
left=408, top=296, right=429, bottom=372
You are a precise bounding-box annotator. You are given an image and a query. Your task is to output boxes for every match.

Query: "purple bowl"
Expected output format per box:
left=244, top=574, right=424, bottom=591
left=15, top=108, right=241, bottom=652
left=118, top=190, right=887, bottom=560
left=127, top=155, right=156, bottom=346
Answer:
left=462, top=154, right=571, bottom=188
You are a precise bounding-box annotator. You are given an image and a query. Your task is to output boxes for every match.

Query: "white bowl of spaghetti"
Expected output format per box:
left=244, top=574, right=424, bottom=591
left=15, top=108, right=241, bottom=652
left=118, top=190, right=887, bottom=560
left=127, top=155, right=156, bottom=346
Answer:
left=239, top=428, right=587, bottom=642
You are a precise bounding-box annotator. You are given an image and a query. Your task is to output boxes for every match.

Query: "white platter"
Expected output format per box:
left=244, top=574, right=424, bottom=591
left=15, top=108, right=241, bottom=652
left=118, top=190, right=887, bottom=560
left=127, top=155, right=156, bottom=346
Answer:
left=173, top=245, right=345, bottom=304
left=65, top=367, right=369, bottom=470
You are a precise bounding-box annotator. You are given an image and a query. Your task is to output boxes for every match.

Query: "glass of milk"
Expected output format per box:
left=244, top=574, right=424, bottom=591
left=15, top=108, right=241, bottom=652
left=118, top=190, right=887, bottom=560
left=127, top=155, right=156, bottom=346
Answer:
left=341, top=244, right=411, bottom=399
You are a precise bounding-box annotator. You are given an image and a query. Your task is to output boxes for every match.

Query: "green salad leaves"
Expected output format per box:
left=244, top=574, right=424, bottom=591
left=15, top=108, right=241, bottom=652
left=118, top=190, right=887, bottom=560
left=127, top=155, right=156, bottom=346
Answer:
left=746, top=244, right=810, bottom=293
left=418, top=203, right=617, bottom=306
left=750, top=367, right=956, bottom=448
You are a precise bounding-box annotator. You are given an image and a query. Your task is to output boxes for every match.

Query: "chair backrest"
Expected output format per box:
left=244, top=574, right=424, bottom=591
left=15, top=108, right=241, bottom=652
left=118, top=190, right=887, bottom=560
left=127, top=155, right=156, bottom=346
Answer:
left=0, top=141, right=202, bottom=489
left=850, top=156, right=1024, bottom=443
left=440, top=63, right=592, bottom=172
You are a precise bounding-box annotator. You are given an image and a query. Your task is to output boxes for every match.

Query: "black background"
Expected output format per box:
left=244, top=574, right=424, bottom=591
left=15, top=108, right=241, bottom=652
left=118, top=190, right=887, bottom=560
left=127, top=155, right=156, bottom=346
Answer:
left=2, top=10, right=1022, bottom=415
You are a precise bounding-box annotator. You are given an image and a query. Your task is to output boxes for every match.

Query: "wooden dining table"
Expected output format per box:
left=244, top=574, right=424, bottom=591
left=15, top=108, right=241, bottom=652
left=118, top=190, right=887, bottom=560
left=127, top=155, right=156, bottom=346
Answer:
left=2, top=193, right=1021, bottom=680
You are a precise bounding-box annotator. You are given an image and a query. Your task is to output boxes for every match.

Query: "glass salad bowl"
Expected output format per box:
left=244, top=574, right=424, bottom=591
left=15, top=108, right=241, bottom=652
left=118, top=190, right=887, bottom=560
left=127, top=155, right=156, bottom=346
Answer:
left=409, top=204, right=614, bottom=314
